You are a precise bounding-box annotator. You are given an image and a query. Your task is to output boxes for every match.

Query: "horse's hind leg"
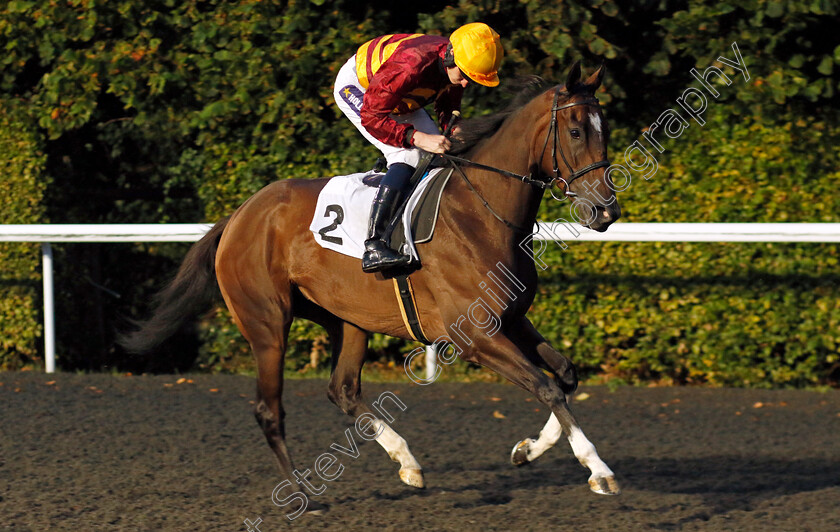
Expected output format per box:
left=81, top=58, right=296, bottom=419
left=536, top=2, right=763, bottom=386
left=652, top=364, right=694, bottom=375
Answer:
left=326, top=320, right=425, bottom=488
left=217, top=281, right=326, bottom=518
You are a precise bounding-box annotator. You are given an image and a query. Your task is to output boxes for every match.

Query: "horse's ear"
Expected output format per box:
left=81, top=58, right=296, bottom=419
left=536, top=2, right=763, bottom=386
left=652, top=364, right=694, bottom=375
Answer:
left=583, top=63, right=605, bottom=92
left=565, top=60, right=581, bottom=91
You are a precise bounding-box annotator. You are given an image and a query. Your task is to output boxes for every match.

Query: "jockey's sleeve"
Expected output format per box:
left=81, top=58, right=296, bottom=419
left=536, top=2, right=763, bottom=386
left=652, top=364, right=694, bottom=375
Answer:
left=360, top=45, right=443, bottom=148
left=361, top=66, right=421, bottom=147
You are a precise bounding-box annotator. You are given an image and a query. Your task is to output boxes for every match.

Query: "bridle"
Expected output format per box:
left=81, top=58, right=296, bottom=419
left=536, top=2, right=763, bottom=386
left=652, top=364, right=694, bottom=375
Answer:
left=540, top=87, right=610, bottom=200
left=443, top=87, right=609, bottom=195
left=439, top=86, right=611, bottom=232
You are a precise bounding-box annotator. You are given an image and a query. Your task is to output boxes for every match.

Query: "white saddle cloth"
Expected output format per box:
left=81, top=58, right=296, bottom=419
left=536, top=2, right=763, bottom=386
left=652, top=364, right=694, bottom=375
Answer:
left=309, top=169, right=443, bottom=260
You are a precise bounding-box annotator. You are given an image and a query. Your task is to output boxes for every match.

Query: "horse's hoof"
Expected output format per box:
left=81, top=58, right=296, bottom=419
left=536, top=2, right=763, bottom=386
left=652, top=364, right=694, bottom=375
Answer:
left=589, top=476, right=621, bottom=495
left=510, top=438, right=535, bottom=467
left=306, top=499, right=329, bottom=516
left=399, top=467, right=425, bottom=488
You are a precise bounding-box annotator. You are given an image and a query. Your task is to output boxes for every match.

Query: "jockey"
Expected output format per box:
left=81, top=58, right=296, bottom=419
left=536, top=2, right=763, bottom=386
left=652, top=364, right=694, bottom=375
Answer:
left=333, top=22, right=503, bottom=273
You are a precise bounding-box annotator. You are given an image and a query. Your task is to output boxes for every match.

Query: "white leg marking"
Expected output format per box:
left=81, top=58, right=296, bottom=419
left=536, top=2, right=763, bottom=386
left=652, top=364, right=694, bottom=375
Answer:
left=373, top=419, right=424, bottom=487
left=524, top=413, right=563, bottom=462
left=568, top=425, right=614, bottom=480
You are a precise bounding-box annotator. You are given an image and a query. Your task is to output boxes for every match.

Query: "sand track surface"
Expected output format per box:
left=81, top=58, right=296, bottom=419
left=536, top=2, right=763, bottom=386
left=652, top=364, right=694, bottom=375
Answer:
left=1, top=373, right=838, bottom=531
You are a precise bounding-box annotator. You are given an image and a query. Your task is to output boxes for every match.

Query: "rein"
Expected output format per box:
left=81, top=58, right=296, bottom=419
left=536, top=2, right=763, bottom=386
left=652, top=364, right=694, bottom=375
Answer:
left=442, top=153, right=550, bottom=189
left=441, top=86, right=610, bottom=231
left=448, top=162, right=533, bottom=233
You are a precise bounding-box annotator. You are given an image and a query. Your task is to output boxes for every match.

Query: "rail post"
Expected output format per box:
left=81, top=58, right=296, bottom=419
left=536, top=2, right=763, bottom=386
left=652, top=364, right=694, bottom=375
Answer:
left=425, top=345, right=437, bottom=382
left=41, top=242, right=56, bottom=373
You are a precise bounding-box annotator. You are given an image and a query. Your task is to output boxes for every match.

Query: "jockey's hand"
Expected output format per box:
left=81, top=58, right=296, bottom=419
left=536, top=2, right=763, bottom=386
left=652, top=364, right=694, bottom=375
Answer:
left=412, top=131, right=451, bottom=154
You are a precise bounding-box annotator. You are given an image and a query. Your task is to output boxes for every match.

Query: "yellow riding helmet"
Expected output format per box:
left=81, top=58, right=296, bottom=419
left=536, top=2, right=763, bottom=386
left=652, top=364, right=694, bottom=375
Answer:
left=449, top=23, right=503, bottom=87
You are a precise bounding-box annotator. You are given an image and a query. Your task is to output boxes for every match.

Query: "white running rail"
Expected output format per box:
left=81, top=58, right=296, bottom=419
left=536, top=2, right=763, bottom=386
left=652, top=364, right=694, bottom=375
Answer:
left=1, top=223, right=838, bottom=374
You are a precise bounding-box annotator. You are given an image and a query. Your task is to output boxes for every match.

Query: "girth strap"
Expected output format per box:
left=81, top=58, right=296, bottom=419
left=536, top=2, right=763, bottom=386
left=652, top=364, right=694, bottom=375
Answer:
left=392, top=275, right=430, bottom=344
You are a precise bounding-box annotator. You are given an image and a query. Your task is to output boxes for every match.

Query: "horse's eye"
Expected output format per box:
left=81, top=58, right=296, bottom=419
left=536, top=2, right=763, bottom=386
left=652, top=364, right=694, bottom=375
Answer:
left=570, top=129, right=580, bottom=139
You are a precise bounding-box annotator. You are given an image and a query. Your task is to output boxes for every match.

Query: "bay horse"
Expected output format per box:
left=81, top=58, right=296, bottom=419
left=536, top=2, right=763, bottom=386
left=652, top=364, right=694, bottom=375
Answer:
left=122, top=62, right=622, bottom=516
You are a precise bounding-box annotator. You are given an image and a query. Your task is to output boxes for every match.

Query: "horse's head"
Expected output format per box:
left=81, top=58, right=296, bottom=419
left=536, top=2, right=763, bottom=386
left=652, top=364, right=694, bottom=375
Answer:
left=537, top=62, right=621, bottom=232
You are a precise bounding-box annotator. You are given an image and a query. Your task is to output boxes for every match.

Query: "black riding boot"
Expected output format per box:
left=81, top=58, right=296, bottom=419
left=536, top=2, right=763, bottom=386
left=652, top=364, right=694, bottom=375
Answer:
left=362, top=184, right=411, bottom=273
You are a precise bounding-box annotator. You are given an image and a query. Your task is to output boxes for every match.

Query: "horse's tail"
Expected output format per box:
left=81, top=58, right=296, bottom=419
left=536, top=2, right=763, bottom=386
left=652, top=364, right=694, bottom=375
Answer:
left=119, top=217, right=230, bottom=354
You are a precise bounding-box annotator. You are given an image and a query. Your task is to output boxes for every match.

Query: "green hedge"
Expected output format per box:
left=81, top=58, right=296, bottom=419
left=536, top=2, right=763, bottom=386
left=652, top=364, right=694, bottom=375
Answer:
left=0, top=0, right=838, bottom=386
left=0, top=99, right=48, bottom=369
left=531, top=240, right=840, bottom=388
left=527, top=101, right=840, bottom=388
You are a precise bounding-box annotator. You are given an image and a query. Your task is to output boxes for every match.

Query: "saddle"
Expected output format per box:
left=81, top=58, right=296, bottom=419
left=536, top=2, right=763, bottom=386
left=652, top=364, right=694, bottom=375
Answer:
left=308, top=158, right=453, bottom=276
left=364, top=154, right=452, bottom=343
left=365, top=155, right=453, bottom=278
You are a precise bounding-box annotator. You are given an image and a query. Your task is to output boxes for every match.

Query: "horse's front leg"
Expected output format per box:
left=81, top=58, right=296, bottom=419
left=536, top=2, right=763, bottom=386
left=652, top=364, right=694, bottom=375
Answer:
left=506, top=317, right=581, bottom=467
left=463, top=323, right=620, bottom=495
left=512, top=409, right=619, bottom=495
left=515, top=315, right=578, bottom=394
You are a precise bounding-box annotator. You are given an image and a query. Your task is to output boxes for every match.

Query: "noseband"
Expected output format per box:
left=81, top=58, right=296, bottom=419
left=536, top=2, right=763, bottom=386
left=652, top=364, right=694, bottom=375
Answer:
left=539, top=87, right=610, bottom=200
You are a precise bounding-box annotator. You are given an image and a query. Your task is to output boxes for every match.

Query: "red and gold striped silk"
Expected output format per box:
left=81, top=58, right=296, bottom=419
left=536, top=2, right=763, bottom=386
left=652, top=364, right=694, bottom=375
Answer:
left=355, top=34, right=424, bottom=89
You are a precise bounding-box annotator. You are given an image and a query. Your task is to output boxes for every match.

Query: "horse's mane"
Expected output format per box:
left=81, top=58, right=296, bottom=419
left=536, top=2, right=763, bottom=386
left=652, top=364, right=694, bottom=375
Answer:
left=449, top=76, right=553, bottom=155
